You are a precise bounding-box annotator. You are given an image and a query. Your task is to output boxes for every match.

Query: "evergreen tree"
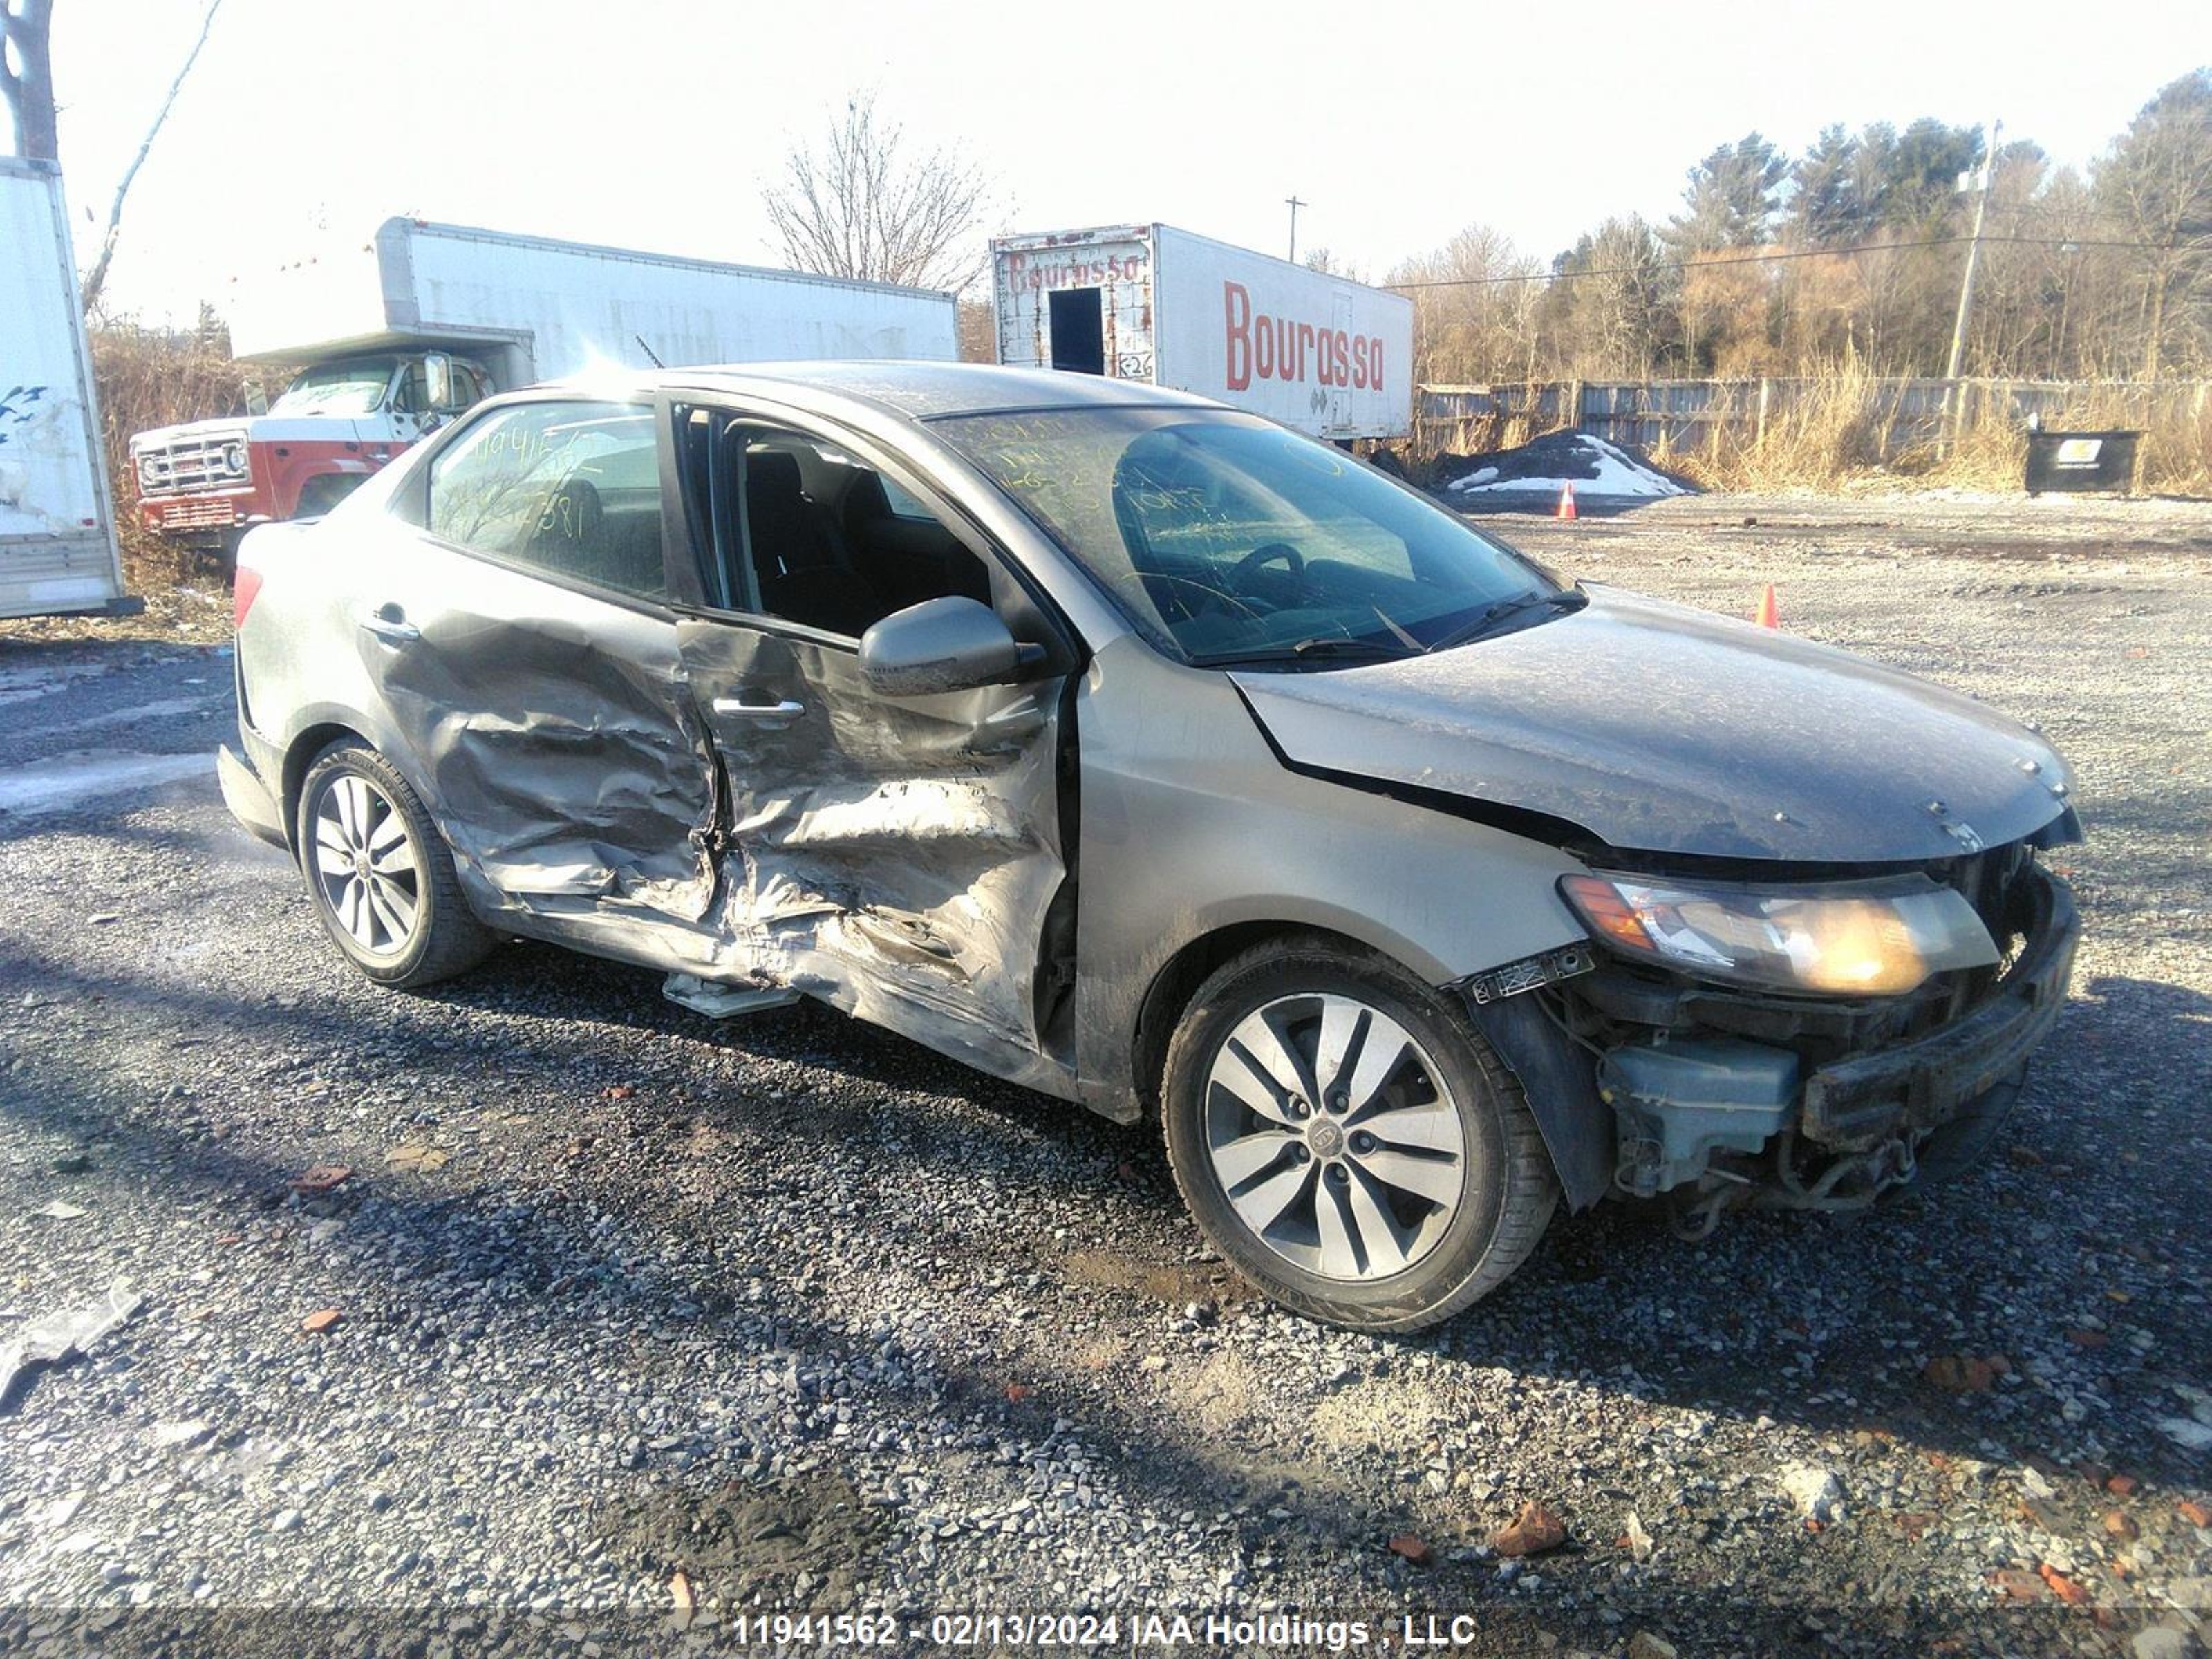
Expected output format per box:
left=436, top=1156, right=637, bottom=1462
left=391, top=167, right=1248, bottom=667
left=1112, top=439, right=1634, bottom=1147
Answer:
left=1788, top=124, right=1858, bottom=246
left=1669, top=133, right=1787, bottom=250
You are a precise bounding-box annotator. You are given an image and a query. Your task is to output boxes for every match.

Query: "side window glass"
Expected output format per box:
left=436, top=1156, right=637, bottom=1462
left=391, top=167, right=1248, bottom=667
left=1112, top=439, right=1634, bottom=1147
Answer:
left=446, top=363, right=482, bottom=411
left=877, top=476, right=935, bottom=522
left=426, top=400, right=667, bottom=600
left=394, top=362, right=427, bottom=414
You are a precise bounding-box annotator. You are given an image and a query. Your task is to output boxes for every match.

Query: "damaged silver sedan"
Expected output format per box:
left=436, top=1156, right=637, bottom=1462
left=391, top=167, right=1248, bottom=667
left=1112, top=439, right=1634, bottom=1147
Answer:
left=218, top=364, right=2081, bottom=1330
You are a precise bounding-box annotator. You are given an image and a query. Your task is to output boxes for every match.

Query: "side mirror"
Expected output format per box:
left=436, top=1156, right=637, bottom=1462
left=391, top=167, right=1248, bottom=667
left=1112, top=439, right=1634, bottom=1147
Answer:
left=859, top=597, right=1026, bottom=697
left=423, top=352, right=453, bottom=412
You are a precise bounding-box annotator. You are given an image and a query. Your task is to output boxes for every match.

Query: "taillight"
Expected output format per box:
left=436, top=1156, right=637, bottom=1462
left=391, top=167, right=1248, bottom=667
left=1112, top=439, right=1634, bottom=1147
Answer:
left=232, top=564, right=264, bottom=631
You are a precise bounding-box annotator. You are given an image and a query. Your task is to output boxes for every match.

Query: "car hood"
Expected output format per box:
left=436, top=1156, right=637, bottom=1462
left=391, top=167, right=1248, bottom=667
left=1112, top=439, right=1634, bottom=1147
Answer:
left=1231, top=585, right=2075, bottom=863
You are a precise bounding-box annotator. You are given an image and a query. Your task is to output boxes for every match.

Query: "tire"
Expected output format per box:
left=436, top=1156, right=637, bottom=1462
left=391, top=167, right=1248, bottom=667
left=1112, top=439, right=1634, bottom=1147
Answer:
left=294, top=474, right=363, bottom=518
left=1161, top=937, right=1559, bottom=1331
left=293, top=739, right=495, bottom=989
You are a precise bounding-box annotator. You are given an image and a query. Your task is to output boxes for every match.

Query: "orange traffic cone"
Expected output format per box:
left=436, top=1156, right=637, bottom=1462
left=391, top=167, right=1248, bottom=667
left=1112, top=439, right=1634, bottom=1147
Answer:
left=1756, top=583, right=1779, bottom=629
left=1556, top=481, right=1577, bottom=521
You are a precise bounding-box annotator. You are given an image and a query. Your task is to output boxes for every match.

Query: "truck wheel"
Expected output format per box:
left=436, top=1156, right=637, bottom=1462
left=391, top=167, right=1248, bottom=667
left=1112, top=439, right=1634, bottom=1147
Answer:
left=1161, top=937, right=1558, bottom=1331
left=294, top=475, right=362, bottom=518
left=294, top=740, right=494, bottom=989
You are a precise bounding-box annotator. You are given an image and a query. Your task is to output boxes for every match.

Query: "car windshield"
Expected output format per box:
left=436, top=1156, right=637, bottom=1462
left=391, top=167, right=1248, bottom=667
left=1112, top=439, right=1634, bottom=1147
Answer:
left=935, top=407, right=1564, bottom=666
left=271, top=359, right=396, bottom=416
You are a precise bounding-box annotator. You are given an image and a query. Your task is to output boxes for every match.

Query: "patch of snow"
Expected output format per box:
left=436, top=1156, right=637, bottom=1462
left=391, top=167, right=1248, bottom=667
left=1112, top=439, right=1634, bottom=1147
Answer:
left=1448, top=433, right=1690, bottom=499
left=0, top=751, right=209, bottom=816
left=72, top=694, right=226, bottom=731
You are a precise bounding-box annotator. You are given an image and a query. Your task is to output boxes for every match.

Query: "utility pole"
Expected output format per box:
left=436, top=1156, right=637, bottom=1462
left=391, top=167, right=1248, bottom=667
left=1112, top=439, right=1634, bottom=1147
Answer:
left=1944, top=120, right=2000, bottom=383
left=1285, top=196, right=1307, bottom=263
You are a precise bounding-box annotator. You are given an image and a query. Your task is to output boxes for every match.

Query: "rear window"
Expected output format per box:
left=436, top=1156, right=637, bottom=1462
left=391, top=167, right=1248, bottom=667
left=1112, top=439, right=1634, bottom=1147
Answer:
left=424, top=400, right=667, bottom=600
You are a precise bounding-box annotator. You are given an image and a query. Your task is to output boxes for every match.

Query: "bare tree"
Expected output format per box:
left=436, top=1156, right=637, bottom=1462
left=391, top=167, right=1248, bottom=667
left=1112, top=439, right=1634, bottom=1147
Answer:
left=762, top=91, right=993, bottom=296
left=1, top=0, right=56, bottom=160
left=2095, top=69, right=2212, bottom=380
left=1385, top=223, right=1540, bottom=386
left=78, top=0, right=223, bottom=317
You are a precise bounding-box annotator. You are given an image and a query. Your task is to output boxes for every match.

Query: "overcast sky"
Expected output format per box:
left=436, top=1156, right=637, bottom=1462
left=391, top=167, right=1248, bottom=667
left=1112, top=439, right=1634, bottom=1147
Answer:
left=43, top=0, right=2208, bottom=324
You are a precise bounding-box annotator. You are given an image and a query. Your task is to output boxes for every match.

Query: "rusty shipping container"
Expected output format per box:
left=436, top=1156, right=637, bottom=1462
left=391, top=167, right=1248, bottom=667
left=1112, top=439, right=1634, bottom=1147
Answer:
left=990, top=223, right=1414, bottom=441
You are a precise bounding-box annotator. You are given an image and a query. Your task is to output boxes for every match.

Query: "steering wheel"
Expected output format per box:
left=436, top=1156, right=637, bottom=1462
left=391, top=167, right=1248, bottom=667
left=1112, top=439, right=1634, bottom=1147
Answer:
left=1112, top=569, right=1266, bottom=623
left=1230, top=543, right=1306, bottom=596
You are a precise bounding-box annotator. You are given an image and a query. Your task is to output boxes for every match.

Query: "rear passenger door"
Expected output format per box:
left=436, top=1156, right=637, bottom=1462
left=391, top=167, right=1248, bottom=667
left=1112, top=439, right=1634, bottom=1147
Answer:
left=664, top=402, right=1078, bottom=1080
left=367, top=395, right=718, bottom=924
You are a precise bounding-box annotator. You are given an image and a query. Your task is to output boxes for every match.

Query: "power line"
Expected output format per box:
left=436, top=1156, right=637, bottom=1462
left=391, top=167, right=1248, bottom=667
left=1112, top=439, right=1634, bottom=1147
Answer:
left=1382, top=234, right=2181, bottom=292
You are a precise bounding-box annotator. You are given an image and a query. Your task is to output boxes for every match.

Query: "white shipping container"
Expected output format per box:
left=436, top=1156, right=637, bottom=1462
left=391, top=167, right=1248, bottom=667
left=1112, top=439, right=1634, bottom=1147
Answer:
left=991, top=223, right=1413, bottom=440
left=0, top=157, right=131, bottom=619
left=229, top=217, right=959, bottom=386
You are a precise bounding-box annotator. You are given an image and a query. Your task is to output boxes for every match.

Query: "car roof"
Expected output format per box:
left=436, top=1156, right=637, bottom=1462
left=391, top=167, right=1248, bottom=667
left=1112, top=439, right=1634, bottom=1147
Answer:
left=632, top=360, right=1224, bottom=420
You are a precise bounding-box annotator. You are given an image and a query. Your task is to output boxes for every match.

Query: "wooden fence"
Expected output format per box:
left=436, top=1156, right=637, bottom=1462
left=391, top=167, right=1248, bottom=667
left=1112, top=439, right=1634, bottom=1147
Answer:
left=1412, top=377, right=2212, bottom=461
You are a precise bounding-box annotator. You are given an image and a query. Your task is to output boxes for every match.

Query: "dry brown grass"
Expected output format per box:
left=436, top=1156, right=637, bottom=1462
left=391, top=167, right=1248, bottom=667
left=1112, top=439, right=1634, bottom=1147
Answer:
left=1658, top=370, right=2212, bottom=498
left=100, top=333, right=250, bottom=640
left=1653, top=363, right=1891, bottom=493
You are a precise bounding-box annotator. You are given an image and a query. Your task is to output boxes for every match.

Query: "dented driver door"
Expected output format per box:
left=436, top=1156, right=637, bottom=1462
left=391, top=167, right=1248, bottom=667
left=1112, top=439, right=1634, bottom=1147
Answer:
left=668, top=407, right=1077, bottom=1089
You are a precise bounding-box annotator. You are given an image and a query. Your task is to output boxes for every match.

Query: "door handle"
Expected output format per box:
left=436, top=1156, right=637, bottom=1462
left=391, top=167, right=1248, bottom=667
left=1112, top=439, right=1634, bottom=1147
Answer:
left=359, top=607, right=420, bottom=644
left=711, top=697, right=805, bottom=720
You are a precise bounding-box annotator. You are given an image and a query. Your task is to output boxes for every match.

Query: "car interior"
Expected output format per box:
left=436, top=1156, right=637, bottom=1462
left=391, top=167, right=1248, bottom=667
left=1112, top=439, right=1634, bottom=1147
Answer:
left=679, top=410, right=992, bottom=637
left=1108, top=431, right=1438, bottom=658
left=519, top=449, right=668, bottom=599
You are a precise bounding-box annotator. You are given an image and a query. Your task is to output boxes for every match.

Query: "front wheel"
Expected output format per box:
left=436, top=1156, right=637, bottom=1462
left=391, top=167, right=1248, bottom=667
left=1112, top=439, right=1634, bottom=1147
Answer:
left=1161, top=937, right=1559, bottom=1331
left=294, top=740, right=494, bottom=988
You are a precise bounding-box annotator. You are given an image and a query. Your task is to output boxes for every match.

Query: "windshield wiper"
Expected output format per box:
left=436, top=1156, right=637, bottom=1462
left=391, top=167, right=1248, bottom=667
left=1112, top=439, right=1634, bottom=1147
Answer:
left=1189, top=636, right=1413, bottom=670
left=1425, top=588, right=1587, bottom=655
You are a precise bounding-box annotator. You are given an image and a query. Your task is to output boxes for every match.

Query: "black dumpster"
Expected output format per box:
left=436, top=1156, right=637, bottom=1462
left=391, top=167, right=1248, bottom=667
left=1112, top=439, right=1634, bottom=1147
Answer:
left=2025, top=429, right=2140, bottom=495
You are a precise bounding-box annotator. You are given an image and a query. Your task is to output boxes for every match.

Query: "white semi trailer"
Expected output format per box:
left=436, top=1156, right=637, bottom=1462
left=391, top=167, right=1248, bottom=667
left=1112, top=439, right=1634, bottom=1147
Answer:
left=0, top=156, right=133, bottom=619
left=131, top=218, right=960, bottom=552
left=991, top=223, right=1414, bottom=442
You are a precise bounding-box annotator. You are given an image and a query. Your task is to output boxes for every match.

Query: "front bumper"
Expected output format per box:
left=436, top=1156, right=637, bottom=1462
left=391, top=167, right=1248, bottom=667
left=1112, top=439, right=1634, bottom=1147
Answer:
left=1577, top=863, right=2079, bottom=1201
left=1801, top=867, right=2078, bottom=1148
left=140, top=487, right=261, bottom=536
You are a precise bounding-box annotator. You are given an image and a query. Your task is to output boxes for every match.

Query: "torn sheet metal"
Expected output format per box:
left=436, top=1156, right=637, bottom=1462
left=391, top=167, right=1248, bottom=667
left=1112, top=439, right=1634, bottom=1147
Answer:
left=1233, top=585, right=2074, bottom=863
left=368, top=602, right=719, bottom=922
left=0, top=1279, right=143, bottom=1410
left=678, top=618, right=1071, bottom=1091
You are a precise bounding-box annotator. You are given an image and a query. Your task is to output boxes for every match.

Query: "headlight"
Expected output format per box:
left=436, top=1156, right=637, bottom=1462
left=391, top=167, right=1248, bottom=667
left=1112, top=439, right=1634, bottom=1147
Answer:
left=1559, top=871, right=1998, bottom=997
left=138, top=456, right=168, bottom=491
left=223, top=442, right=248, bottom=475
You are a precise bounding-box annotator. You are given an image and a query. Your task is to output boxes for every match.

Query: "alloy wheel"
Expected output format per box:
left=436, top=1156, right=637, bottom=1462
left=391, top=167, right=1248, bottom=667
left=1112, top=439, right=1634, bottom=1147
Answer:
left=1201, top=992, right=1468, bottom=1282
left=310, top=772, right=421, bottom=957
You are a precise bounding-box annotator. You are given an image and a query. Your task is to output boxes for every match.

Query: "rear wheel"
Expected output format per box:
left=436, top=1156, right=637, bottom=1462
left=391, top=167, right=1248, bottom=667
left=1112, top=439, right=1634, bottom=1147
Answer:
left=294, top=740, right=494, bottom=988
left=1161, top=937, right=1558, bottom=1330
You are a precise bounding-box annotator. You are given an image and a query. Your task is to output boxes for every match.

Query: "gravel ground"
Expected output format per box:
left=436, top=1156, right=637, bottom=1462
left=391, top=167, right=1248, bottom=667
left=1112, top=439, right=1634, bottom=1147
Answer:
left=1, top=491, right=2207, bottom=1659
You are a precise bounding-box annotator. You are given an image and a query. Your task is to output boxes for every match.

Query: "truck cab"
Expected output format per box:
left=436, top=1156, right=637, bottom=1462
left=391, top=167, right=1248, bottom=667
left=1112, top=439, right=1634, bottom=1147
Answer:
left=130, top=349, right=491, bottom=557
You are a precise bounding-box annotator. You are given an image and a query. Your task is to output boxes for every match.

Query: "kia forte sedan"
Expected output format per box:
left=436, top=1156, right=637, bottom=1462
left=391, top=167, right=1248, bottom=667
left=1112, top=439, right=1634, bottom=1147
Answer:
left=218, top=364, right=2081, bottom=1330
